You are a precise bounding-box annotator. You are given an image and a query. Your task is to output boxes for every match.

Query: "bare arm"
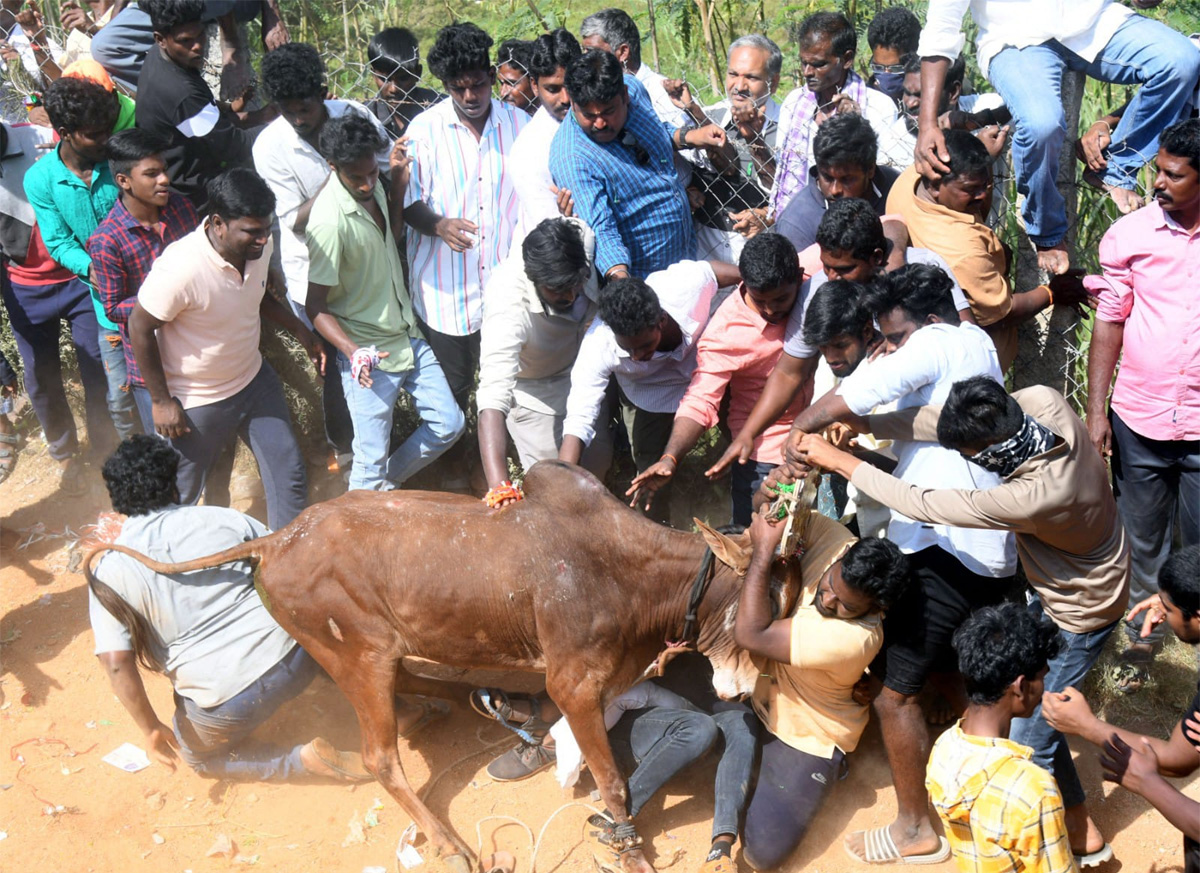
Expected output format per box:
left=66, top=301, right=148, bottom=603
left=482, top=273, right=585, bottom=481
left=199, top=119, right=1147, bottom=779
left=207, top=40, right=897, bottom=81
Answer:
left=915, top=57, right=952, bottom=178
left=1101, top=734, right=1200, bottom=842
left=625, top=416, right=708, bottom=511
left=707, top=259, right=742, bottom=288
left=707, top=352, right=817, bottom=477
left=260, top=278, right=325, bottom=375
left=1085, top=319, right=1124, bottom=457
left=734, top=511, right=792, bottom=662
left=128, top=303, right=190, bottom=439
left=97, top=651, right=180, bottom=771
left=477, top=408, right=512, bottom=493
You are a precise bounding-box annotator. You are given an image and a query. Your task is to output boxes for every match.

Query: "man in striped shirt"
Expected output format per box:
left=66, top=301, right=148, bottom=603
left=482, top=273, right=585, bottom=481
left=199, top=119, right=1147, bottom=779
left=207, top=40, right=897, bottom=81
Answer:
left=403, top=22, right=529, bottom=472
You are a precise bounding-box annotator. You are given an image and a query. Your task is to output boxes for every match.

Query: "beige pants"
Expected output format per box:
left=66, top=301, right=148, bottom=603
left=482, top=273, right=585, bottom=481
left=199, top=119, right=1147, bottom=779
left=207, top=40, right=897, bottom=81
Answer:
left=506, top=400, right=613, bottom=479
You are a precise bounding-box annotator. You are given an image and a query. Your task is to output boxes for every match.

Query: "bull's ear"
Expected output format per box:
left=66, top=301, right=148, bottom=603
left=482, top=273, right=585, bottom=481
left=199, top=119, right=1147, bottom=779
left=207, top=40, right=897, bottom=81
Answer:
left=771, top=555, right=803, bottom=619
left=695, top=519, right=752, bottom=575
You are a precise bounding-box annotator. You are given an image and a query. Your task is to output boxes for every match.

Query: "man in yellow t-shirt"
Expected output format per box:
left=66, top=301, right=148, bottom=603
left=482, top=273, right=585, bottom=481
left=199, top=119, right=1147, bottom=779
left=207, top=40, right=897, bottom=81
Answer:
left=733, top=507, right=913, bottom=869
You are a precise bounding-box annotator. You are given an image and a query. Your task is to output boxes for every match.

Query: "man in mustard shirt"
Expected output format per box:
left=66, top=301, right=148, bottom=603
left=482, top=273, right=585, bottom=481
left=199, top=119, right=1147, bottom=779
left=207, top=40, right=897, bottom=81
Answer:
left=732, top=507, right=913, bottom=868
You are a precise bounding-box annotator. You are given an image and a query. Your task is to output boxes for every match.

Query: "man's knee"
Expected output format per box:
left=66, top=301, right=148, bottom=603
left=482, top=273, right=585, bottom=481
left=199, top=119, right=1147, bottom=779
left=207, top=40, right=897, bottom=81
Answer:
left=668, top=711, right=718, bottom=756
left=1145, top=31, right=1200, bottom=85
left=434, top=406, right=466, bottom=447
left=741, top=826, right=795, bottom=871
left=1013, top=105, right=1066, bottom=147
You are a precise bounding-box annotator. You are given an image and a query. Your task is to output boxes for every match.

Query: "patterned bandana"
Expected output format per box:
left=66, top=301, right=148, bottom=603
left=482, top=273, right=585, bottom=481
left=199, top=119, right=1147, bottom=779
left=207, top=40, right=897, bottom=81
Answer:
left=771, top=70, right=869, bottom=216
left=969, top=414, right=1056, bottom=478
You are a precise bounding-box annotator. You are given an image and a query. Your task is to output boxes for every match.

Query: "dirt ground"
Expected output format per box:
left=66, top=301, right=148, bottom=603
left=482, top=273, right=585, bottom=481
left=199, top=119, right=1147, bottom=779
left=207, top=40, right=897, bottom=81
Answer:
left=3, top=426, right=1199, bottom=873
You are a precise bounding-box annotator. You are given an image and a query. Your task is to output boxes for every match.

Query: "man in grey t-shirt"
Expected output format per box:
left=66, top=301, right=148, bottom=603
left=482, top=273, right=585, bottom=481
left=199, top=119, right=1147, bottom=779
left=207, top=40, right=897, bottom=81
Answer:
left=86, top=436, right=441, bottom=781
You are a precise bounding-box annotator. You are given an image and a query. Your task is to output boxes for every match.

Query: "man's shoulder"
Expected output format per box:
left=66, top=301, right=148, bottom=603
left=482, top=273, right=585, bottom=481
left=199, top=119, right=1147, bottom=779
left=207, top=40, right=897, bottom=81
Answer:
left=253, top=116, right=297, bottom=154
left=118, top=504, right=269, bottom=551
left=403, top=100, right=450, bottom=139
left=1105, top=200, right=1166, bottom=241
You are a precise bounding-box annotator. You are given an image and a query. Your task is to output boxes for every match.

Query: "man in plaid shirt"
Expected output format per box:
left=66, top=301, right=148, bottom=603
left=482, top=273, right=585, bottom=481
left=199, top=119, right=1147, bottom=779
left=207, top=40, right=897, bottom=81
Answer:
left=87, top=129, right=199, bottom=432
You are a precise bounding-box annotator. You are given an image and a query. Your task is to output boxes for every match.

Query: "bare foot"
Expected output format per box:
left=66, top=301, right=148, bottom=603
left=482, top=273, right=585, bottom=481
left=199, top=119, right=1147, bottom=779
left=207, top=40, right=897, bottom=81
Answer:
left=1036, top=244, right=1070, bottom=275
left=844, top=820, right=943, bottom=862
left=1064, top=805, right=1106, bottom=856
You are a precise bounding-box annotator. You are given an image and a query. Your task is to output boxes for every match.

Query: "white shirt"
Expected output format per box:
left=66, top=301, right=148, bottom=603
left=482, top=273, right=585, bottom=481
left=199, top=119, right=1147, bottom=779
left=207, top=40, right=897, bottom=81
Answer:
left=564, top=260, right=718, bottom=445
left=475, top=218, right=598, bottom=416
left=838, top=322, right=1017, bottom=577
left=404, top=98, right=529, bottom=336
left=252, top=100, right=391, bottom=305
left=634, top=63, right=689, bottom=128
left=918, top=0, right=1134, bottom=78
left=772, top=85, right=908, bottom=201
left=509, top=105, right=563, bottom=244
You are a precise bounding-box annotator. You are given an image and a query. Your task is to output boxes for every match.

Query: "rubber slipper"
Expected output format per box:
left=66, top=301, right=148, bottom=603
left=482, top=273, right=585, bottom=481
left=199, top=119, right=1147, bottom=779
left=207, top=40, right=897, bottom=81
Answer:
left=1075, top=843, right=1114, bottom=868
left=844, top=828, right=951, bottom=865
left=398, top=698, right=451, bottom=739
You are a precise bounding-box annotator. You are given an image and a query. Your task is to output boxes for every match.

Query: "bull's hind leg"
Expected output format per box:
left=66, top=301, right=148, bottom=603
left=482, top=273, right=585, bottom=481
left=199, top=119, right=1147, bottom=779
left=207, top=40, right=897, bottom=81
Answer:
left=547, top=675, right=656, bottom=873
left=332, top=653, right=473, bottom=872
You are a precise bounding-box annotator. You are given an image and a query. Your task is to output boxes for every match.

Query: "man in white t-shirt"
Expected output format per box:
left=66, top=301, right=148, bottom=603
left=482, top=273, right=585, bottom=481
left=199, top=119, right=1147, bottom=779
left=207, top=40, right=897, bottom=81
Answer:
left=782, top=263, right=1017, bottom=865
left=86, top=436, right=373, bottom=782
left=559, top=258, right=738, bottom=522
left=509, top=28, right=581, bottom=242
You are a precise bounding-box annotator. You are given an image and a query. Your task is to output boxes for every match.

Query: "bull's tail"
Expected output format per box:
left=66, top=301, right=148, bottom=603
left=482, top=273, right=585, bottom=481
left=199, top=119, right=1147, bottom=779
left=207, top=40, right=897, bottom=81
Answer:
left=83, top=539, right=270, bottom=673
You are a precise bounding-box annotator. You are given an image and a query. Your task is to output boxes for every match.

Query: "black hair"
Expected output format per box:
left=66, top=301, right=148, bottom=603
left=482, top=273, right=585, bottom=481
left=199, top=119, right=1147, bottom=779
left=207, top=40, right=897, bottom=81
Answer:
left=798, top=11, right=857, bottom=57
left=261, top=42, right=326, bottom=104
left=813, top=112, right=878, bottom=173
left=863, top=262, right=961, bottom=325
left=142, top=0, right=205, bottom=36
left=902, top=53, right=967, bottom=92
left=580, top=8, right=642, bottom=67
left=106, top=128, right=169, bottom=179
left=565, top=49, right=626, bottom=106
left=954, top=603, right=1060, bottom=706
left=741, top=232, right=800, bottom=292
left=522, top=219, right=590, bottom=290
left=497, top=38, right=534, bottom=74
left=802, top=280, right=872, bottom=347
left=1160, top=545, right=1200, bottom=620
left=529, top=28, right=582, bottom=79
left=940, top=128, right=993, bottom=183
left=815, top=198, right=887, bottom=262
left=598, top=277, right=662, bottom=338
left=840, top=537, right=911, bottom=612
left=427, top=22, right=493, bottom=83
left=319, top=113, right=387, bottom=168
left=368, top=27, right=422, bottom=77
left=103, top=434, right=179, bottom=517
left=43, top=75, right=119, bottom=135
left=1161, top=118, right=1199, bottom=172
left=867, top=7, right=921, bottom=54
left=936, top=377, right=1024, bottom=451
left=207, top=168, right=276, bottom=221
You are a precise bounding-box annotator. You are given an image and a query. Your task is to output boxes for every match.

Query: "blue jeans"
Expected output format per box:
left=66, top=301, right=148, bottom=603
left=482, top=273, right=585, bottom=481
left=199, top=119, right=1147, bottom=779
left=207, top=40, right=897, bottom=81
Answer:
left=98, top=329, right=138, bottom=442
left=617, top=702, right=758, bottom=841
left=1009, top=596, right=1117, bottom=808
left=338, top=337, right=465, bottom=491
left=1110, top=410, right=1200, bottom=645
left=730, top=459, right=775, bottom=528
left=173, top=644, right=318, bottom=781
left=988, top=14, right=1200, bottom=246
left=1, top=274, right=115, bottom=459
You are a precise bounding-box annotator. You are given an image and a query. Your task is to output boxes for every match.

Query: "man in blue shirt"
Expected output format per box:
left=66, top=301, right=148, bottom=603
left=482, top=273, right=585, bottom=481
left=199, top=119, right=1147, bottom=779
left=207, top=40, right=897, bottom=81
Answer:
left=549, top=49, right=725, bottom=281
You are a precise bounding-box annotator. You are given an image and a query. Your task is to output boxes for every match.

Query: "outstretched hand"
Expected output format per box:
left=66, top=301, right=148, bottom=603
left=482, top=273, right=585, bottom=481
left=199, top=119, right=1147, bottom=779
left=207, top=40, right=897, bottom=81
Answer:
left=1100, top=732, right=1161, bottom=796
left=626, top=457, right=676, bottom=512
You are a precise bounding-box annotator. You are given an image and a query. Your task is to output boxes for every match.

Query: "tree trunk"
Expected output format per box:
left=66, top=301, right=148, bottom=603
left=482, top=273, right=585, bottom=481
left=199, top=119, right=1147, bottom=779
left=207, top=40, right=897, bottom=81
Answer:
left=692, top=0, right=723, bottom=94
left=646, top=0, right=660, bottom=71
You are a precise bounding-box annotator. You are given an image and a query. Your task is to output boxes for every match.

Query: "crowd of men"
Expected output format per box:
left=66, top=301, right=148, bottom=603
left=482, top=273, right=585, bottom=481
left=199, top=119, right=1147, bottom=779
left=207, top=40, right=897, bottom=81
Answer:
left=1, top=1, right=1198, bottom=871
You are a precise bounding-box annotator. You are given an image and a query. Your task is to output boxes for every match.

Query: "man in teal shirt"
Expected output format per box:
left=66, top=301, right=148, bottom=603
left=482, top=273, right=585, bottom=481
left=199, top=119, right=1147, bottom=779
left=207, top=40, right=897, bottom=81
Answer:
left=26, top=75, right=137, bottom=441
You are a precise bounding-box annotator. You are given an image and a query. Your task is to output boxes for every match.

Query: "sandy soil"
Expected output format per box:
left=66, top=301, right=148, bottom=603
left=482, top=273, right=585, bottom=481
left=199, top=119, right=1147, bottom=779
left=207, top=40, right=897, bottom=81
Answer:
left=2, top=429, right=1198, bottom=873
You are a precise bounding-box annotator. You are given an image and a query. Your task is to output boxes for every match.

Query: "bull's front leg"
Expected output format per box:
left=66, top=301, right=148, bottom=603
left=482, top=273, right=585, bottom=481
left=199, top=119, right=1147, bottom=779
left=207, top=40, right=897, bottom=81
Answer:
left=547, top=678, right=655, bottom=873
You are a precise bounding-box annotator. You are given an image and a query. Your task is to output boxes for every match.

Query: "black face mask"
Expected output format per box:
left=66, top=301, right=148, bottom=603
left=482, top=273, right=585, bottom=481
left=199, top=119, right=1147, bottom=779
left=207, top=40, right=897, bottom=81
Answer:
left=872, top=71, right=906, bottom=102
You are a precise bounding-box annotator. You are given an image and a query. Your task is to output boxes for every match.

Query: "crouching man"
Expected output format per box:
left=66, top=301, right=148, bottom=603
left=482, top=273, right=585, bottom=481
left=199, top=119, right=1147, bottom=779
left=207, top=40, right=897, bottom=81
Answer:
left=85, top=435, right=434, bottom=781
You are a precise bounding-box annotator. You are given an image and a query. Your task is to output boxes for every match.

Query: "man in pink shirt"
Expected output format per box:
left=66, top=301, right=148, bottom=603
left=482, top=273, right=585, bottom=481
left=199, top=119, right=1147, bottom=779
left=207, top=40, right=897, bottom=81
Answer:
left=627, top=233, right=812, bottom=526
left=1085, top=118, right=1200, bottom=692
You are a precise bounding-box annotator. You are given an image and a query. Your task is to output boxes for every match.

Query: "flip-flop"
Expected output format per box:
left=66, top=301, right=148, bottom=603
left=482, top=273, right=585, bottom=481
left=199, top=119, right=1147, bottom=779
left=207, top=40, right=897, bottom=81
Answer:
left=844, top=828, right=951, bottom=865
left=399, top=698, right=451, bottom=739
left=1075, top=843, right=1114, bottom=868
left=304, top=736, right=374, bottom=782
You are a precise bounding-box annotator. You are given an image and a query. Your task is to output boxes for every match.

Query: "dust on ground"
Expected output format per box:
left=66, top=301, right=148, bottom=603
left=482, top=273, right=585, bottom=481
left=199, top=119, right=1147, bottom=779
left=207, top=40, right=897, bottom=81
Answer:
left=2, top=426, right=1198, bottom=873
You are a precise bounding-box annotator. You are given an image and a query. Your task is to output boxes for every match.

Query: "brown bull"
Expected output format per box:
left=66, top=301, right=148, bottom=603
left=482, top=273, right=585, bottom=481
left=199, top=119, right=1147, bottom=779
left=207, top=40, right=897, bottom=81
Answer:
left=84, top=461, right=802, bottom=873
